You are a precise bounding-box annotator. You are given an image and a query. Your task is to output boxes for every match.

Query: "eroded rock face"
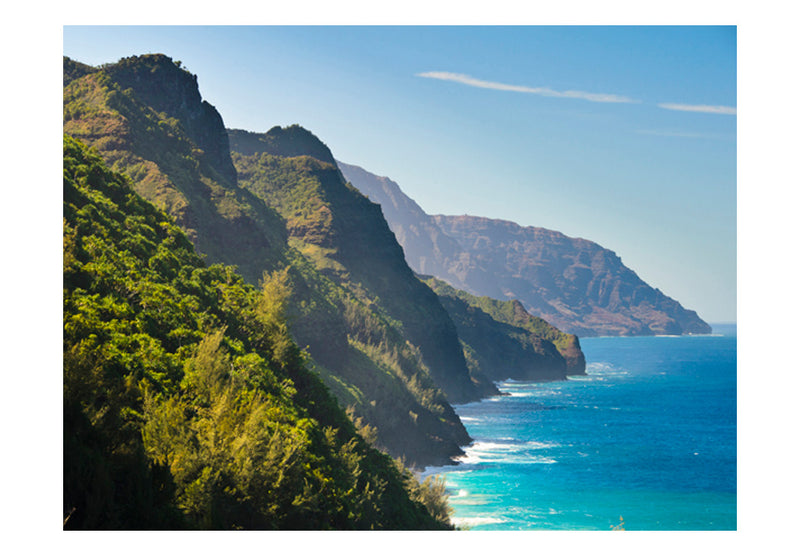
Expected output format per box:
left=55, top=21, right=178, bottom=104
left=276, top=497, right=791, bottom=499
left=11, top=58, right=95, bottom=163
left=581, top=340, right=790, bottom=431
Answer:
left=339, top=161, right=711, bottom=337
left=434, top=215, right=711, bottom=337
left=101, top=54, right=238, bottom=186
left=63, top=54, right=288, bottom=285
left=231, top=128, right=489, bottom=405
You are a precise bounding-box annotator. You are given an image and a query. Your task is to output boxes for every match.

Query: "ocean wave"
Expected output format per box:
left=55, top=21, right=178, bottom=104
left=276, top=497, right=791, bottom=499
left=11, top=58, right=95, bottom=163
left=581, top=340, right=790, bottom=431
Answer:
left=585, top=362, right=629, bottom=378
left=506, top=390, right=537, bottom=398
left=469, top=440, right=558, bottom=451
left=451, top=516, right=509, bottom=528
left=447, top=490, right=498, bottom=507
left=455, top=440, right=559, bottom=465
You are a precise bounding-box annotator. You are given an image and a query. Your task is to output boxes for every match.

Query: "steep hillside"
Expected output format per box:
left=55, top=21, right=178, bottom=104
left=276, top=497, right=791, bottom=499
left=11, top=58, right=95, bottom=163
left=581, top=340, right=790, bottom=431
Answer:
left=338, top=161, right=711, bottom=337
left=230, top=127, right=495, bottom=405
left=63, top=55, right=287, bottom=285
left=335, top=160, right=470, bottom=280
left=63, top=54, right=475, bottom=468
left=63, top=135, right=452, bottom=530
left=421, top=276, right=586, bottom=375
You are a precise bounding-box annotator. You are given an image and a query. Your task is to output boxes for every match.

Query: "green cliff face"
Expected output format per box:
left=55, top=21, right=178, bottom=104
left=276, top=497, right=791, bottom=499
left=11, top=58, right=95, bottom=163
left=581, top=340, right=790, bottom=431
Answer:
left=229, top=128, right=494, bottom=405
left=63, top=135, right=452, bottom=530
left=63, top=54, right=475, bottom=468
left=421, top=276, right=586, bottom=378
left=63, top=54, right=287, bottom=285
left=63, top=52, right=597, bottom=477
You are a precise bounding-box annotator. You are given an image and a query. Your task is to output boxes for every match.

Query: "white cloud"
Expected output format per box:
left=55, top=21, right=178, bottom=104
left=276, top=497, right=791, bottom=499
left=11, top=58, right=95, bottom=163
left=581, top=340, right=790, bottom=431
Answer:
left=657, top=103, right=737, bottom=115
left=416, top=71, right=638, bottom=104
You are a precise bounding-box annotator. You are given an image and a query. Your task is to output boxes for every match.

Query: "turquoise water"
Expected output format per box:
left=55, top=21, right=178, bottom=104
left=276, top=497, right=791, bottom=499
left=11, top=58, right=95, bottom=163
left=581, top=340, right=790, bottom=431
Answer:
left=426, top=325, right=736, bottom=530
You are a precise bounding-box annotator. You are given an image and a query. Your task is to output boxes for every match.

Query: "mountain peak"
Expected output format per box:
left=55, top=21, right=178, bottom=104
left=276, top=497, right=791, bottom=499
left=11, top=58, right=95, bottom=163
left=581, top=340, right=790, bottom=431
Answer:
left=98, top=53, right=237, bottom=185
left=228, top=125, right=336, bottom=165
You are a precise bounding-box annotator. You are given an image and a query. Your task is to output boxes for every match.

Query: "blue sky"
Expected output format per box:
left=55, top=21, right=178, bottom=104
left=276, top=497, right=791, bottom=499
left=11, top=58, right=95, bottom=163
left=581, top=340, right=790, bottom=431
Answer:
left=63, top=25, right=737, bottom=323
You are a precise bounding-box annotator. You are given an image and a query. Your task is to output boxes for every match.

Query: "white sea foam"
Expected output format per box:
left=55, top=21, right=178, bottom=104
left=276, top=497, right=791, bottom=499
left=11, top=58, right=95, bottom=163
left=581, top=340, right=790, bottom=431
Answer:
left=585, top=362, right=629, bottom=379
left=447, top=490, right=499, bottom=507
left=507, top=390, right=538, bottom=398
left=455, top=440, right=559, bottom=465
left=450, top=516, right=509, bottom=527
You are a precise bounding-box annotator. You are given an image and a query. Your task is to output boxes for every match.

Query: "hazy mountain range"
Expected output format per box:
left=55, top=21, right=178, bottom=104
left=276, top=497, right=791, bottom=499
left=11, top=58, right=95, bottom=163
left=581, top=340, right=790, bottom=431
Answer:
left=337, top=161, right=711, bottom=337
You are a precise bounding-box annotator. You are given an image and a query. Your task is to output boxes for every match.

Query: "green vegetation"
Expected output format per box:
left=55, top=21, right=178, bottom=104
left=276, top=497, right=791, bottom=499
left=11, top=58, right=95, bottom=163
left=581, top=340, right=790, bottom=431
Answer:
left=419, top=277, right=567, bottom=382
left=63, top=135, right=453, bottom=530
left=63, top=54, right=471, bottom=469
left=269, top=246, right=472, bottom=467
left=229, top=125, right=337, bottom=164
left=63, top=55, right=287, bottom=285
left=62, top=53, right=597, bottom=530
left=63, top=54, right=584, bottom=492
left=421, top=275, right=586, bottom=374
left=232, top=138, right=493, bottom=404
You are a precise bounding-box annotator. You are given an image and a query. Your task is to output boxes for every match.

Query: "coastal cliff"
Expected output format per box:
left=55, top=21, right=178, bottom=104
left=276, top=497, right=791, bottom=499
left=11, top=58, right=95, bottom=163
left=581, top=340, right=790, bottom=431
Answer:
left=63, top=55, right=473, bottom=467
left=338, top=161, right=711, bottom=337
left=63, top=53, right=590, bottom=474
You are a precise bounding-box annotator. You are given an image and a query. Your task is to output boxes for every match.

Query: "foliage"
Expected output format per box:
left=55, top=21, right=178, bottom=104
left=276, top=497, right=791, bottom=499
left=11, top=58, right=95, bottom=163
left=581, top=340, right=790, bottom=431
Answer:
left=63, top=54, right=472, bottom=470
left=427, top=285, right=569, bottom=384
left=232, top=137, right=484, bottom=405
left=277, top=246, right=470, bottom=467
left=63, top=55, right=287, bottom=285
left=63, top=135, right=452, bottom=529
left=228, top=126, right=337, bottom=165
left=421, top=275, right=586, bottom=374
left=232, top=146, right=475, bottom=465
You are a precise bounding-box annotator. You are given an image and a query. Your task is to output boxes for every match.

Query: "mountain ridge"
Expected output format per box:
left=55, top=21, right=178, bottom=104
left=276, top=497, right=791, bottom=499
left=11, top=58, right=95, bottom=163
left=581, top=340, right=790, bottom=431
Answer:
left=229, top=128, right=495, bottom=405
left=337, top=160, right=711, bottom=337
left=63, top=53, right=590, bottom=475
left=64, top=54, right=489, bottom=470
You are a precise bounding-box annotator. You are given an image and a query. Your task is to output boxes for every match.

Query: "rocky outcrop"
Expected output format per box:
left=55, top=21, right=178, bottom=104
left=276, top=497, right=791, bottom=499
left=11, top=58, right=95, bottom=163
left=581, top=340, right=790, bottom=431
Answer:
left=229, top=125, right=337, bottom=165
left=101, top=54, right=237, bottom=185
left=422, top=275, right=586, bottom=377
left=63, top=54, right=288, bottom=285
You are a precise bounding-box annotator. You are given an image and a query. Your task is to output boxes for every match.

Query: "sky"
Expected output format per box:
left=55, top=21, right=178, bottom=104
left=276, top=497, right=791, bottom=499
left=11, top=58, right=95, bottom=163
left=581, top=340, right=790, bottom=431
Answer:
left=62, top=25, right=737, bottom=322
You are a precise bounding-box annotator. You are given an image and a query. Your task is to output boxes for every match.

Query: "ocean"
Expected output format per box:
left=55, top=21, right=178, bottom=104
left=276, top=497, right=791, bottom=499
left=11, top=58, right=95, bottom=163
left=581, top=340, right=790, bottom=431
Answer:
left=424, top=324, right=737, bottom=531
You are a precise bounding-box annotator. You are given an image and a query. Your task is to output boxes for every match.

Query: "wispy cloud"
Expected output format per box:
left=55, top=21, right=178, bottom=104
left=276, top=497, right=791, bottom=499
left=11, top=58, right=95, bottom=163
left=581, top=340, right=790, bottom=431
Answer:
left=416, top=71, right=638, bottom=104
left=657, top=103, right=737, bottom=115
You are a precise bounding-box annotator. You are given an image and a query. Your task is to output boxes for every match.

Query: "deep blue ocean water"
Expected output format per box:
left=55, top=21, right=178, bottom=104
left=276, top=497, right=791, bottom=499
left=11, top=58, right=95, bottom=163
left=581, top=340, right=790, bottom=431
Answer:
left=425, top=324, right=736, bottom=530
